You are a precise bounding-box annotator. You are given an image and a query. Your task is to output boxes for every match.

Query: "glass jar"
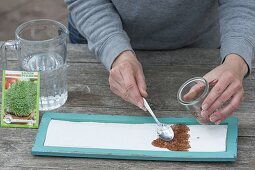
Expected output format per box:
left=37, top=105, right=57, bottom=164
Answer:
left=177, top=77, right=209, bottom=124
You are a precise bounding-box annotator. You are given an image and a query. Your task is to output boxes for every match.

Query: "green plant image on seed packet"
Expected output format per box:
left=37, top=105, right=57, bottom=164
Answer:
left=1, top=70, right=40, bottom=128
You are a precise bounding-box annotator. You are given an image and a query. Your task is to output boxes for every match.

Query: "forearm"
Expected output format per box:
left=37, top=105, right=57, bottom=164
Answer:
left=65, top=0, right=133, bottom=70
left=219, top=0, right=255, bottom=77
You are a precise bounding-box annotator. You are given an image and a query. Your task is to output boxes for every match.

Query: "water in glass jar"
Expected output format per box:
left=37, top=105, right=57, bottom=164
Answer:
left=21, top=52, right=68, bottom=110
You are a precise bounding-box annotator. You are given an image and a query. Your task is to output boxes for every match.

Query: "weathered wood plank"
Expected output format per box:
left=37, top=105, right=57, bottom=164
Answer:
left=1, top=63, right=255, bottom=111
left=0, top=42, right=220, bottom=63
left=1, top=61, right=255, bottom=87
left=0, top=129, right=254, bottom=169
left=0, top=41, right=254, bottom=67
left=1, top=43, right=255, bottom=169
left=1, top=42, right=253, bottom=67
left=0, top=83, right=254, bottom=112
left=67, top=44, right=222, bottom=64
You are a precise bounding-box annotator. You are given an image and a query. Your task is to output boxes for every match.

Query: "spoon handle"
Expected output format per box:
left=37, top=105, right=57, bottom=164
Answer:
left=143, top=98, right=161, bottom=125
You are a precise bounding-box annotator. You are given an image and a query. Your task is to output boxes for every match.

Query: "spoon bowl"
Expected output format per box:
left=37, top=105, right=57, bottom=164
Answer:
left=143, top=98, right=174, bottom=141
left=157, top=123, right=174, bottom=141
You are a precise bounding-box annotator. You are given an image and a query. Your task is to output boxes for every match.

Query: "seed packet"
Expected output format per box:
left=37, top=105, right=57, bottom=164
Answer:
left=1, top=70, right=40, bottom=128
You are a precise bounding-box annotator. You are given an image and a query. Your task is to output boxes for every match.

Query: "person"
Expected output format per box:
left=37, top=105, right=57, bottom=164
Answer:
left=65, top=0, right=255, bottom=124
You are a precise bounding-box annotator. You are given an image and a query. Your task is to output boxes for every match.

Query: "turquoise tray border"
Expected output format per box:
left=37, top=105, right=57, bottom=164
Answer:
left=32, top=112, right=238, bottom=161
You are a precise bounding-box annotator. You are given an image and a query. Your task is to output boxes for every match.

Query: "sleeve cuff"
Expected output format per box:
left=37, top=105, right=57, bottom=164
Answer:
left=98, top=33, right=133, bottom=71
left=220, top=38, right=254, bottom=77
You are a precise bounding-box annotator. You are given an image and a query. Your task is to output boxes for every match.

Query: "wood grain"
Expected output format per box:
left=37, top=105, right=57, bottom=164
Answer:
left=0, top=42, right=255, bottom=169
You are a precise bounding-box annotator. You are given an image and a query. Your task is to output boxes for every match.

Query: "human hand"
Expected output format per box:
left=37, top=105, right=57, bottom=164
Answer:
left=109, top=50, right=148, bottom=110
left=200, top=54, right=248, bottom=124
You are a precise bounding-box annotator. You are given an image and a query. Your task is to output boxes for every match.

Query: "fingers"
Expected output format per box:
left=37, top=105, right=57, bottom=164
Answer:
left=201, top=72, right=244, bottom=124
left=209, top=90, right=243, bottom=124
left=202, top=75, right=232, bottom=111
left=183, top=79, right=218, bottom=101
left=120, top=64, right=145, bottom=108
left=183, top=82, right=205, bottom=101
left=201, top=81, right=240, bottom=118
left=136, top=68, right=148, bottom=97
left=109, top=61, right=147, bottom=111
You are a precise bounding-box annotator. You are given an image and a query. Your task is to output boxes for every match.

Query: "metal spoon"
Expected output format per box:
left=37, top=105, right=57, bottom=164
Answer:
left=143, top=98, right=174, bottom=141
left=4, top=114, right=35, bottom=125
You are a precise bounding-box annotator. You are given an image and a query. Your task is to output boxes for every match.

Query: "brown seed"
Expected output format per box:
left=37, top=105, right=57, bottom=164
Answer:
left=152, top=124, right=190, bottom=151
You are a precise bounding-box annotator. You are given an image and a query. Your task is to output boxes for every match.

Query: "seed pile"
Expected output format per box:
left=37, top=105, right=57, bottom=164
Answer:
left=152, top=124, right=190, bottom=151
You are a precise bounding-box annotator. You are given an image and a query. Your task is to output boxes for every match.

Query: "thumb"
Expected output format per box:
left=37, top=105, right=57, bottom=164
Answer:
left=136, top=68, right=148, bottom=97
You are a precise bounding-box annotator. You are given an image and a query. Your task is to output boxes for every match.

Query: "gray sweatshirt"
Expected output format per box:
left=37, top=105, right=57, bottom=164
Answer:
left=65, top=0, right=255, bottom=74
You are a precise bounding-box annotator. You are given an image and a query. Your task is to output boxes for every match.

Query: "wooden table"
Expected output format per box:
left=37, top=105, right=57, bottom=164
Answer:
left=1, top=43, right=255, bottom=169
